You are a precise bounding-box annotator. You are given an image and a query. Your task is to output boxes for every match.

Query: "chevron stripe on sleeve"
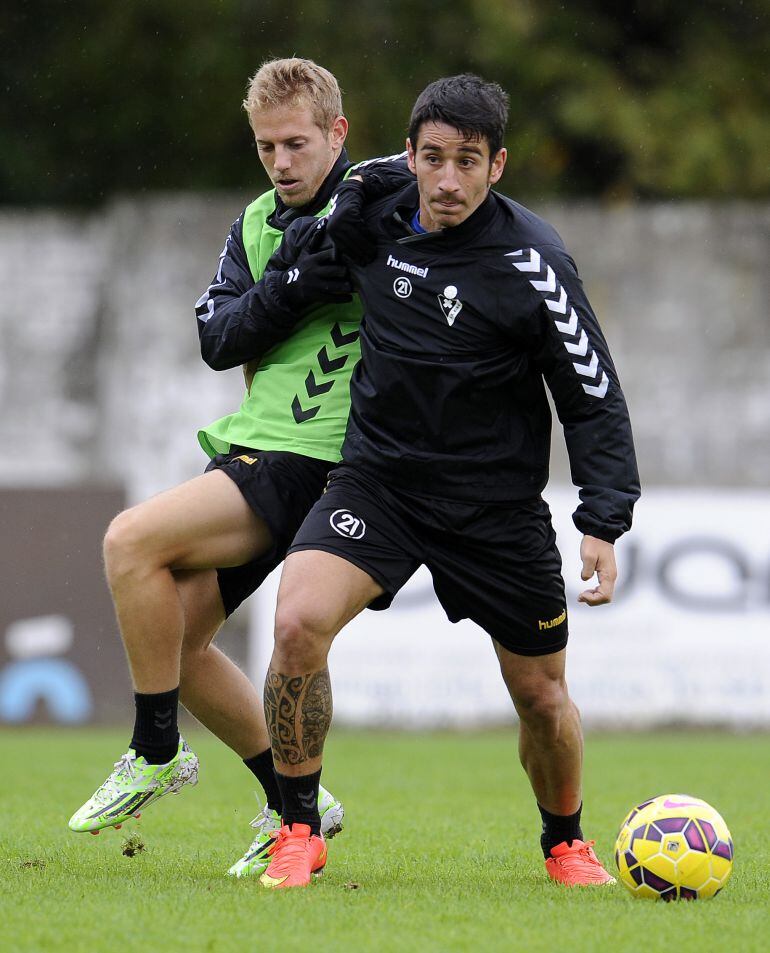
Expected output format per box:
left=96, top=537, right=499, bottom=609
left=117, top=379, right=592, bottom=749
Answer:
left=194, top=231, right=233, bottom=324
left=506, top=248, right=609, bottom=399
left=348, top=151, right=409, bottom=173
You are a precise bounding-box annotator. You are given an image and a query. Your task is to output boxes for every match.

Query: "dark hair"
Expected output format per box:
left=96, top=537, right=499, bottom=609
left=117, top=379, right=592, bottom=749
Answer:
left=407, top=74, right=509, bottom=158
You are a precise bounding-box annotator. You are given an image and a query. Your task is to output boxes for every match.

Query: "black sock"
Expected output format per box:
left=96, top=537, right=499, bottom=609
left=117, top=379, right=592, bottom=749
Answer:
left=539, top=802, right=583, bottom=858
left=275, top=768, right=322, bottom=835
left=243, top=749, right=282, bottom=814
left=131, top=687, right=180, bottom=764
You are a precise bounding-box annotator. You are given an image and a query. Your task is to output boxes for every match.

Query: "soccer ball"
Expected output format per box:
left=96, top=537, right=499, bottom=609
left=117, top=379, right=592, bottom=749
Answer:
left=615, top=794, right=733, bottom=901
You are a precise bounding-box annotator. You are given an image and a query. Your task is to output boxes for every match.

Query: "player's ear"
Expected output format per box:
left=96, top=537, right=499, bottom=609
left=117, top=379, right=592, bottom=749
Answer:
left=489, top=147, right=506, bottom=185
left=330, top=115, right=348, bottom=148
left=406, top=138, right=416, bottom=174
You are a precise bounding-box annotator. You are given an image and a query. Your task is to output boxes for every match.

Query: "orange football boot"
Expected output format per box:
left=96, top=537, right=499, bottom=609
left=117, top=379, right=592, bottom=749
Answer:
left=545, top=839, right=616, bottom=886
left=259, top=823, right=327, bottom=889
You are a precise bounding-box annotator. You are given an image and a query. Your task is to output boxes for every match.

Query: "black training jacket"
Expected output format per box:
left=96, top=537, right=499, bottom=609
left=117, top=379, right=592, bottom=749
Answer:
left=337, top=183, right=640, bottom=542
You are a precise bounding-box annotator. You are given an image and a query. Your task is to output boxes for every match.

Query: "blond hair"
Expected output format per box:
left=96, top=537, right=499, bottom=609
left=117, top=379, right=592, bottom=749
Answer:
left=243, top=58, right=343, bottom=132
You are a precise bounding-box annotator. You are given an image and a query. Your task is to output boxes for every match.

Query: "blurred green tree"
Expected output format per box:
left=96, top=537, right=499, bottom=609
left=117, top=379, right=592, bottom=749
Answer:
left=1, top=0, right=767, bottom=204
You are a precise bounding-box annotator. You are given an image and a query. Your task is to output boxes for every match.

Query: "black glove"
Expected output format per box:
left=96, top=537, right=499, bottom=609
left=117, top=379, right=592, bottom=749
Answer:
left=275, top=243, right=353, bottom=315
left=325, top=178, right=375, bottom=265
left=326, top=165, right=413, bottom=264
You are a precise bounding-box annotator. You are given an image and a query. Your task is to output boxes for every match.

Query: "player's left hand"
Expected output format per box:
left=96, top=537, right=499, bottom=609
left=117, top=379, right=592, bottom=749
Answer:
left=326, top=164, right=415, bottom=264
left=577, top=535, right=617, bottom=606
left=325, top=177, right=377, bottom=265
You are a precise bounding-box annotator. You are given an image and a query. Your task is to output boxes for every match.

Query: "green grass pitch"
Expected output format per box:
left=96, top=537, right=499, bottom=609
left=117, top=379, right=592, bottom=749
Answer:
left=2, top=728, right=769, bottom=952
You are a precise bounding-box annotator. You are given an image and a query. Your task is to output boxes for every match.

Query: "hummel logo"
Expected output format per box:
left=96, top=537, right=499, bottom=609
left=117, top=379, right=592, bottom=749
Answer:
left=297, top=791, right=317, bottom=809
left=387, top=254, right=428, bottom=278
left=286, top=267, right=300, bottom=284
left=538, top=608, right=567, bottom=631
left=154, top=709, right=173, bottom=730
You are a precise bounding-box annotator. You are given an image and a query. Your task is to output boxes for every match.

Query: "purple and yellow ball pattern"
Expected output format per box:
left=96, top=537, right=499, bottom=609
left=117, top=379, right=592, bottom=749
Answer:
left=615, top=794, right=733, bottom=901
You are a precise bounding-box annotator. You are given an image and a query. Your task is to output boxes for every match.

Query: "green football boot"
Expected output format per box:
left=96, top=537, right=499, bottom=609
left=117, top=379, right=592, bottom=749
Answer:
left=227, top=784, right=344, bottom=878
left=227, top=804, right=281, bottom=878
left=68, top=737, right=199, bottom=833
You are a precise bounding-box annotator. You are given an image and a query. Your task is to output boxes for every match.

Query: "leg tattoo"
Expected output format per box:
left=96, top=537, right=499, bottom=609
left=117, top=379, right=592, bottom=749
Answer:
left=264, top=668, right=332, bottom=768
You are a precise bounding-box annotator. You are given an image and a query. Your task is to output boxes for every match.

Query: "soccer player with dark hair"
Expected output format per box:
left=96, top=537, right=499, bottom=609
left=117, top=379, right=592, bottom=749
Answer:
left=257, top=74, right=640, bottom=889
left=67, top=57, right=411, bottom=878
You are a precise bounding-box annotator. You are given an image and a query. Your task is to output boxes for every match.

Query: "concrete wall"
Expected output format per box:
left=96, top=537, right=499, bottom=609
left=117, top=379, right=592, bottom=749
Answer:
left=0, top=196, right=246, bottom=501
left=3, top=196, right=768, bottom=499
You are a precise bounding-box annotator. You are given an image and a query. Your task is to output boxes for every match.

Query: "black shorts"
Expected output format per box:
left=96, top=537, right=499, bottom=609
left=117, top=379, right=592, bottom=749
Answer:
left=289, top=466, right=569, bottom=657
left=204, top=447, right=332, bottom=617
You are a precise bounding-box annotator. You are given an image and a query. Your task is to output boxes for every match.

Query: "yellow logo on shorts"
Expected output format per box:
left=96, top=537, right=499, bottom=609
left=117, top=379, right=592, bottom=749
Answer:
left=236, top=454, right=258, bottom=465
left=538, top=608, right=566, bottom=631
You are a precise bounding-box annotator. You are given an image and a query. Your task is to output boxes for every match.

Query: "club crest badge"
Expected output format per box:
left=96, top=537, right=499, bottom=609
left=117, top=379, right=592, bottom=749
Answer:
left=438, top=285, right=462, bottom=325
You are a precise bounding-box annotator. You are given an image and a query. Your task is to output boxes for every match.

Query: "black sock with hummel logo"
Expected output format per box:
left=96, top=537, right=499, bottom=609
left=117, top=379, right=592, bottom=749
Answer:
left=538, top=802, right=583, bottom=858
left=276, top=768, right=322, bottom=835
left=131, top=687, right=180, bottom=765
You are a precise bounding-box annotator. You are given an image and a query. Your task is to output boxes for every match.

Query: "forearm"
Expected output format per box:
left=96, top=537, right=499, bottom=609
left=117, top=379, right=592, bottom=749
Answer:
left=197, top=273, right=298, bottom=370
left=562, top=396, right=640, bottom=542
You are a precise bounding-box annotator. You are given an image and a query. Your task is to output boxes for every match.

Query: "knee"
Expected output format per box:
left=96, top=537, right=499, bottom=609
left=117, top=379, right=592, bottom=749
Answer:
left=102, top=507, right=151, bottom=584
left=179, top=622, right=220, bottom=680
left=511, top=676, right=571, bottom=734
left=179, top=637, right=207, bottom=680
left=273, top=602, right=333, bottom=673
left=178, top=643, right=206, bottom=702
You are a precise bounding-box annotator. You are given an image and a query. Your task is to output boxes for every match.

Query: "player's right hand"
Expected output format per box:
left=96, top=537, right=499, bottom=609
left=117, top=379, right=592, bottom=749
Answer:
left=277, top=245, right=354, bottom=314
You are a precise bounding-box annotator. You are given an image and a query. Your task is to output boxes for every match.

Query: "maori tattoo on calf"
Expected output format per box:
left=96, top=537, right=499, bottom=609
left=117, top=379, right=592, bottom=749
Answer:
left=264, top=667, right=332, bottom=767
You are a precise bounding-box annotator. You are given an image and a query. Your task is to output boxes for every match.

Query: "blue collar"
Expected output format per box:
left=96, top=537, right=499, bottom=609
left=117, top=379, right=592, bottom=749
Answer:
left=410, top=209, right=427, bottom=234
